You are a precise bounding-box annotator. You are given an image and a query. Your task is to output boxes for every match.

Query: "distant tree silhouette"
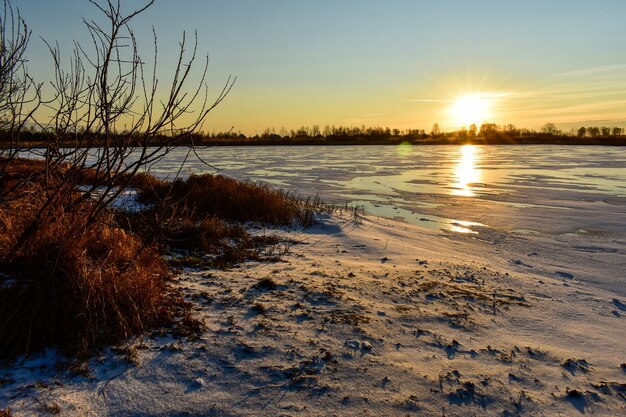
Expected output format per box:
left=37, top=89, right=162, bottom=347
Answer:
left=468, top=123, right=477, bottom=138
left=541, top=122, right=559, bottom=135
left=430, top=123, right=440, bottom=137
left=503, top=124, right=518, bottom=136
left=588, top=126, right=601, bottom=137
left=611, top=127, right=623, bottom=136
left=577, top=126, right=587, bottom=137
left=479, top=123, right=498, bottom=137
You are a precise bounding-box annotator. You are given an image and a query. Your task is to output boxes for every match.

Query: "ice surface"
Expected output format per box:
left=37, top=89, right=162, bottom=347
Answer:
left=151, top=145, right=626, bottom=295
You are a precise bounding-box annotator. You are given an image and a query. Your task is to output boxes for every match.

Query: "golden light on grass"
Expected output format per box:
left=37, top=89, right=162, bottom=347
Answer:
left=453, top=144, right=481, bottom=197
left=448, top=94, right=492, bottom=128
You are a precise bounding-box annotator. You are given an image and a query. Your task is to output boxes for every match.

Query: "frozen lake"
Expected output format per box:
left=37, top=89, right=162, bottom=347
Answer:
left=151, top=144, right=626, bottom=296
left=152, top=144, right=626, bottom=234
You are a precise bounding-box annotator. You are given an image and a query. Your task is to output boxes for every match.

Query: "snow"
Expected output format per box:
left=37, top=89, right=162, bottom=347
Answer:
left=75, top=185, right=150, bottom=213
left=2, top=214, right=624, bottom=416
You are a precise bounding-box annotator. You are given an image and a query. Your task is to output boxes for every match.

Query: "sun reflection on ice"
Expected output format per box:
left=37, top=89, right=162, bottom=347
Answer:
left=453, top=145, right=481, bottom=197
left=449, top=220, right=482, bottom=234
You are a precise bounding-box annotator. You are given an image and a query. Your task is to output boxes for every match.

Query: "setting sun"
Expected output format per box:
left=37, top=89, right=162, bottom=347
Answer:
left=449, top=94, right=492, bottom=128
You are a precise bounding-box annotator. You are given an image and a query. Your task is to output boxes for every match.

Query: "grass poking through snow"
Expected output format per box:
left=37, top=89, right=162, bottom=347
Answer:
left=0, top=158, right=342, bottom=359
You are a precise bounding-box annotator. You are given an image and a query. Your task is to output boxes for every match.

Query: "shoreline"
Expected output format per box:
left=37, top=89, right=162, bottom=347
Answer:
left=3, top=136, right=626, bottom=149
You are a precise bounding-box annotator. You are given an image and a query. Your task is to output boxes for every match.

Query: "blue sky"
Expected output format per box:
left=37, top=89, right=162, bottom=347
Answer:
left=15, top=0, right=626, bottom=134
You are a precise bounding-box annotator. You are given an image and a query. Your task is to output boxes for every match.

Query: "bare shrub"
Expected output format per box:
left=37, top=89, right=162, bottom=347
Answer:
left=32, top=0, right=235, bottom=227
left=0, top=0, right=41, bottom=172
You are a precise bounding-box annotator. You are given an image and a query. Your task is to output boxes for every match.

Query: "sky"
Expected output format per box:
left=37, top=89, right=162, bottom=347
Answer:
left=15, top=0, right=626, bottom=135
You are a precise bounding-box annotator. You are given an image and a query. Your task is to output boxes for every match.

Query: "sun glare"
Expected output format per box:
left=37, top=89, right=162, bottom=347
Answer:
left=449, top=94, right=492, bottom=128
left=453, top=144, right=481, bottom=197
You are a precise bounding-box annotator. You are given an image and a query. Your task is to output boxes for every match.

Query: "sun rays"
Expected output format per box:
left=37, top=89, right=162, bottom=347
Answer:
left=448, top=94, right=492, bottom=128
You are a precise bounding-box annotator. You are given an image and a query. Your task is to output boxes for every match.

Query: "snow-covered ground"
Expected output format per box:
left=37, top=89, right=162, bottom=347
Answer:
left=2, top=145, right=625, bottom=415
left=1, top=214, right=624, bottom=416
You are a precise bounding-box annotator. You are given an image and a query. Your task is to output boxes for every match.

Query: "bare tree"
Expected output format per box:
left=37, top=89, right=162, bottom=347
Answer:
left=0, top=0, right=41, bottom=171
left=430, top=123, right=440, bottom=137
left=6, top=0, right=234, bottom=256
left=541, top=122, right=559, bottom=136
left=468, top=123, right=477, bottom=138
left=36, top=0, right=235, bottom=221
left=587, top=126, right=600, bottom=137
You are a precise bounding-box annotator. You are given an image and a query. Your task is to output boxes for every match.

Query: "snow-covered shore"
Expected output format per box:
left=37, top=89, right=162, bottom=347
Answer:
left=2, top=214, right=624, bottom=416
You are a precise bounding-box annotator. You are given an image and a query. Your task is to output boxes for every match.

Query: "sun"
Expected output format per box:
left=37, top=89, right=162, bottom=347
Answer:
left=448, top=94, right=492, bottom=128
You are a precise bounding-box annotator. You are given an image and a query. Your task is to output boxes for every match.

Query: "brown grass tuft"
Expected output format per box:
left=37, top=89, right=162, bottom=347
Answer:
left=137, top=173, right=309, bottom=225
left=0, top=187, right=168, bottom=358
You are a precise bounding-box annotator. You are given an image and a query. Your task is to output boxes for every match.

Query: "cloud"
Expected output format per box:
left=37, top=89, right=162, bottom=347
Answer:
left=554, top=64, right=626, bottom=78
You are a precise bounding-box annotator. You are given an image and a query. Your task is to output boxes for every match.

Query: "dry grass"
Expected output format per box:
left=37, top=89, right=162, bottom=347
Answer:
left=0, top=158, right=330, bottom=359
left=0, top=157, right=145, bottom=199
left=0, top=159, right=176, bottom=358
left=164, top=218, right=286, bottom=268
left=127, top=172, right=356, bottom=268
left=0, top=189, right=169, bottom=357
left=136, top=173, right=317, bottom=226
left=124, top=173, right=307, bottom=267
left=0, top=157, right=48, bottom=197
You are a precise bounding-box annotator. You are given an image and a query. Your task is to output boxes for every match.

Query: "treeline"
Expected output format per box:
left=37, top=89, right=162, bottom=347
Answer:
left=193, top=121, right=626, bottom=144
left=575, top=126, right=623, bottom=137
left=2, top=121, right=625, bottom=147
